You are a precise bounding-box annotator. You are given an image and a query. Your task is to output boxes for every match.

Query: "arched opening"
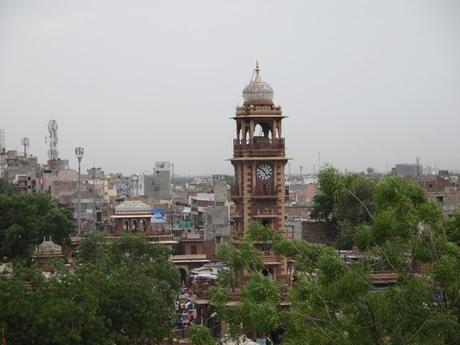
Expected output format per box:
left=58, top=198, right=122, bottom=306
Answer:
left=254, top=124, right=264, bottom=137
left=262, top=266, right=273, bottom=276
left=254, top=123, right=273, bottom=142
left=139, top=219, right=146, bottom=231
left=179, top=268, right=188, bottom=285
left=245, top=128, right=250, bottom=144
left=132, top=220, right=138, bottom=231
left=122, top=220, right=129, bottom=231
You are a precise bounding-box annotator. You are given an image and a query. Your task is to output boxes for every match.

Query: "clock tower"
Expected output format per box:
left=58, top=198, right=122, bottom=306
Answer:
left=231, top=63, right=289, bottom=244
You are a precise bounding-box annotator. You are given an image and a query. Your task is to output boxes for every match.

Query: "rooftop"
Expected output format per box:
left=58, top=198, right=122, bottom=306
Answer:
left=114, top=200, right=151, bottom=214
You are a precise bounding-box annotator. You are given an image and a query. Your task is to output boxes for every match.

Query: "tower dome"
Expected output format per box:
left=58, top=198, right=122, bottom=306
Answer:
left=242, top=62, right=274, bottom=105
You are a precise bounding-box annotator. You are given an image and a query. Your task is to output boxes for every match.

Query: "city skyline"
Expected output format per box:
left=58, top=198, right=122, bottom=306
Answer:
left=1, top=0, right=459, bottom=175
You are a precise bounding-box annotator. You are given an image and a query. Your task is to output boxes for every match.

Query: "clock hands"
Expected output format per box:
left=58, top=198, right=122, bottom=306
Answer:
left=262, top=166, right=271, bottom=176
left=257, top=164, right=272, bottom=180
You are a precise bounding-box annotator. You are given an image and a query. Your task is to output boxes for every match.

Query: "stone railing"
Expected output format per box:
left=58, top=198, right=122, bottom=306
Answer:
left=233, top=138, right=285, bottom=157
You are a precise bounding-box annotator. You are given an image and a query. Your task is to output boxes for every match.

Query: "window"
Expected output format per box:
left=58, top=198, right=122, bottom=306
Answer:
left=191, top=245, right=197, bottom=254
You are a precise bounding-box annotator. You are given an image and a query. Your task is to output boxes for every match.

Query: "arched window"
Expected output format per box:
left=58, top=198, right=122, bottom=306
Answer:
left=254, top=123, right=273, bottom=141
left=254, top=124, right=264, bottom=137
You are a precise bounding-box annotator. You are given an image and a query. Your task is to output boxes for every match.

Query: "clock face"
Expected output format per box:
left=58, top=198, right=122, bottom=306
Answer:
left=257, top=163, right=273, bottom=180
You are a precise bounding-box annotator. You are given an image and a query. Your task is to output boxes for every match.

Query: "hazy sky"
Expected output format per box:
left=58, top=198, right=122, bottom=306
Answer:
left=1, top=0, right=459, bottom=175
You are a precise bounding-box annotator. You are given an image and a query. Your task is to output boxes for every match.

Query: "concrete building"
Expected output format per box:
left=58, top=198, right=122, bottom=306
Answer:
left=0, top=150, right=40, bottom=192
left=203, top=205, right=231, bottom=243
left=418, top=175, right=460, bottom=215
left=285, top=220, right=303, bottom=240
left=153, top=161, right=172, bottom=201
left=393, top=163, right=421, bottom=178
left=133, top=163, right=172, bottom=201
left=288, top=182, right=317, bottom=205
left=42, top=169, right=78, bottom=197
left=213, top=179, right=228, bottom=206
left=190, top=193, right=215, bottom=227
left=136, top=174, right=154, bottom=197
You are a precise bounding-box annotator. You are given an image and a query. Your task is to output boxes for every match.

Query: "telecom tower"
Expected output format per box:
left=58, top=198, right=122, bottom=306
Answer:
left=21, top=137, right=30, bottom=157
left=45, top=120, right=59, bottom=172
left=46, top=120, right=59, bottom=161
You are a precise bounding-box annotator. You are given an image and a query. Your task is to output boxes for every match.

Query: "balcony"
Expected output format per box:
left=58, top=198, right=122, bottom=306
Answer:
left=261, top=254, right=280, bottom=264
left=233, top=138, right=285, bottom=157
left=180, top=232, right=204, bottom=240
left=251, top=206, right=278, bottom=218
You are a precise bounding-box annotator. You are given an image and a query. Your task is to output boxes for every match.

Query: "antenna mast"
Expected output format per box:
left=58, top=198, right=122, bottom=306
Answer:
left=46, top=120, right=59, bottom=161
left=21, top=137, right=30, bottom=157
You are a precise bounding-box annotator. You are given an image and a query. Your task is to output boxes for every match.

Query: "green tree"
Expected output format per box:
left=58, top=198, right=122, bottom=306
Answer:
left=0, top=178, right=15, bottom=195
left=206, top=173, right=460, bottom=344
left=206, top=222, right=284, bottom=344
left=282, top=173, right=460, bottom=344
left=74, top=233, right=180, bottom=344
left=0, top=234, right=180, bottom=345
left=0, top=194, right=74, bottom=262
left=190, top=324, right=217, bottom=345
left=311, top=167, right=376, bottom=249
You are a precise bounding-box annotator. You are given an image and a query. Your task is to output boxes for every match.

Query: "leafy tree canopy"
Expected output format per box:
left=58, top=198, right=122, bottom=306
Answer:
left=0, top=193, right=74, bottom=263
left=0, top=234, right=180, bottom=345
left=284, top=171, right=460, bottom=344
left=311, top=167, right=376, bottom=249
left=194, top=171, right=460, bottom=345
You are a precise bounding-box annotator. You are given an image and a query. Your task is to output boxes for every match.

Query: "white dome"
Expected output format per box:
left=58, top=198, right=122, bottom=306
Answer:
left=242, top=63, right=274, bottom=104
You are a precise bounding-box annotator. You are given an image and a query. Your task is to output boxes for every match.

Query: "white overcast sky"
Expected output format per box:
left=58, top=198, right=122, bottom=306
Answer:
left=1, top=0, right=459, bottom=175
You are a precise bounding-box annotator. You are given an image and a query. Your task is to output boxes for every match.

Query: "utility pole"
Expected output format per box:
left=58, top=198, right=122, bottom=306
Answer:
left=318, top=152, right=321, bottom=172
left=75, top=147, right=84, bottom=235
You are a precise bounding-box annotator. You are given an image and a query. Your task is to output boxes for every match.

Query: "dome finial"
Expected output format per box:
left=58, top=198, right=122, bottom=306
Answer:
left=242, top=62, right=274, bottom=104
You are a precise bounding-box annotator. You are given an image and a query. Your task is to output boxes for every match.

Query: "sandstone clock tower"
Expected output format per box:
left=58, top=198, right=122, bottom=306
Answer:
left=231, top=63, right=289, bottom=245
